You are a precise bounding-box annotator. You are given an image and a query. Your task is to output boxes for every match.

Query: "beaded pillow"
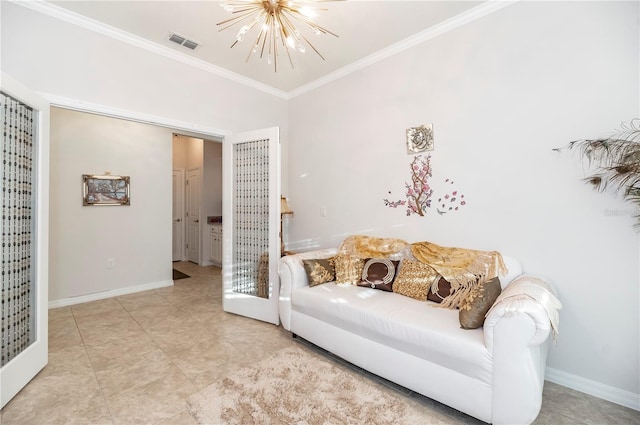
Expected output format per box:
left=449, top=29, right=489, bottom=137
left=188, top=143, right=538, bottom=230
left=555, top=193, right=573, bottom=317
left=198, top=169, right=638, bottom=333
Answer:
left=356, top=258, right=400, bottom=292
left=334, top=254, right=364, bottom=285
left=392, top=260, right=439, bottom=301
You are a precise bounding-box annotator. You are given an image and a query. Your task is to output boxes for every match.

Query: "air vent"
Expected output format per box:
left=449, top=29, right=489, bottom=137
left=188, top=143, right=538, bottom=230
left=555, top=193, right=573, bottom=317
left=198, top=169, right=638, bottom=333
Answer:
left=168, top=33, right=199, bottom=50
left=182, top=39, right=198, bottom=50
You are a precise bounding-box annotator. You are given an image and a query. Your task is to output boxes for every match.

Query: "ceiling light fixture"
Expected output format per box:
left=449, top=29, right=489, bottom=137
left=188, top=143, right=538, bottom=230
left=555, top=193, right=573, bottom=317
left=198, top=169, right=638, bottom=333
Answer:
left=217, top=0, right=339, bottom=72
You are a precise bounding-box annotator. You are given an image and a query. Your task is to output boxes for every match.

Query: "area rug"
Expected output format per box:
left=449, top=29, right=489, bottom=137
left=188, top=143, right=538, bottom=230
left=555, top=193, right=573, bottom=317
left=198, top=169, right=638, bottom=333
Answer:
left=187, top=345, right=445, bottom=425
left=173, top=269, right=190, bottom=280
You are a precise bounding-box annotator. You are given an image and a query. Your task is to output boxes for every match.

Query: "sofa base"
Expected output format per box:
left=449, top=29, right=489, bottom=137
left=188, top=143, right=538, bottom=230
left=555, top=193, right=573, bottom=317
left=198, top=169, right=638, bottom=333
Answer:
left=291, top=310, right=493, bottom=423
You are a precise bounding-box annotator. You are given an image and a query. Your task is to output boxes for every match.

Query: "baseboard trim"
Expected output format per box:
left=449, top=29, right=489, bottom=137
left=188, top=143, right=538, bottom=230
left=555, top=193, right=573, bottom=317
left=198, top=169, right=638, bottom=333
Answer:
left=546, top=367, right=640, bottom=411
left=48, top=280, right=174, bottom=309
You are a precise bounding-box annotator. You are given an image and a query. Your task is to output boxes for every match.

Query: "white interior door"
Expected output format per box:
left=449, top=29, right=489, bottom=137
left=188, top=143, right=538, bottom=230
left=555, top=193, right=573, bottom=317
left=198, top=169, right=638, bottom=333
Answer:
left=172, top=169, right=185, bottom=262
left=186, top=168, right=201, bottom=263
left=222, top=127, right=280, bottom=325
left=0, top=74, right=49, bottom=408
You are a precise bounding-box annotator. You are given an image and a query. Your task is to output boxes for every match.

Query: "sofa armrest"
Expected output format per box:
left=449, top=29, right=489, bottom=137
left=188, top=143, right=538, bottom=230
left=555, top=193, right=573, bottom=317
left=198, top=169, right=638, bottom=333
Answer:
left=484, top=274, right=561, bottom=425
left=278, top=248, right=338, bottom=331
left=484, top=295, right=552, bottom=352
left=484, top=274, right=560, bottom=352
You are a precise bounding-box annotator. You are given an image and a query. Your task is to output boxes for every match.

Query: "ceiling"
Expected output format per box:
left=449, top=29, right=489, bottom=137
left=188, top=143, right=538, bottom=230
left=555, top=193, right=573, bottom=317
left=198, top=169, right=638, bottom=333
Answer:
left=48, top=1, right=486, bottom=94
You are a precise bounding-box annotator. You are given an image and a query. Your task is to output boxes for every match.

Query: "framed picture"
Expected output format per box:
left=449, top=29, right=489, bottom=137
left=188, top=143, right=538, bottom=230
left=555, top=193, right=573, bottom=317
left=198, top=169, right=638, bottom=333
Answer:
left=83, top=174, right=130, bottom=206
left=406, top=124, right=434, bottom=154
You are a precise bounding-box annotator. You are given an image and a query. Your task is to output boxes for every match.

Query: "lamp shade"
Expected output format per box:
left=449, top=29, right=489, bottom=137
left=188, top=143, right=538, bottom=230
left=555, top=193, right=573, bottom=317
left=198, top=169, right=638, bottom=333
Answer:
left=281, top=196, right=294, bottom=215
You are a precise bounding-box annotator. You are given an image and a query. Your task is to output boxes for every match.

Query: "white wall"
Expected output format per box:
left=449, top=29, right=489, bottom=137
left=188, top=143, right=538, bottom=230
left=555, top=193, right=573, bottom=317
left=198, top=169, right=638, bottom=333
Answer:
left=1, top=1, right=287, bottom=301
left=202, top=141, right=223, bottom=265
left=172, top=136, right=188, bottom=170
left=287, top=1, right=639, bottom=403
left=0, top=2, right=288, bottom=134
left=203, top=141, right=223, bottom=218
left=49, top=107, right=173, bottom=301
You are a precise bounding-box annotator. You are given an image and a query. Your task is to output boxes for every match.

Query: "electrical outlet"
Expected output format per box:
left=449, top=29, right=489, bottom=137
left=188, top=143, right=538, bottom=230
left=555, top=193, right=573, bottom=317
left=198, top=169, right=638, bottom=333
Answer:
left=321, top=205, right=327, bottom=217
left=106, top=258, right=115, bottom=269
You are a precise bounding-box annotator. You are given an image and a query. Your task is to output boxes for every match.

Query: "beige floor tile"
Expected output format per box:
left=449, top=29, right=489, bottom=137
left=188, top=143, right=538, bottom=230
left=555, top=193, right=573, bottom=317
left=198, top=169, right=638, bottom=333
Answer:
left=94, top=349, right=183, bottom=398
left=125, top=302, right=185, bottom=324
left=226, top=326, right=293, bottom=364
left=85, top=333, right=160, bottom=371
left=105, top=369, right=197, bottom=425
left=145, top=325, right=219, bottom=355
left=78, top=322, right=149, bottom=347
left=189, top=361, right=244, bottom=392
left=541, top=381, right=640, bottom=425
left=533, top=408, right=581, bottom=425
left=48, top=317, right=84, bottom=352
left=1, top=372, right=110, bottom=425
left=49, top=306, right=75, bottom=320
left=181, top=306, right=230, bottom=325
left=41, top=344, right=95, bottom=378
left=153, top=409, right=199, bottom=425
left=168, top=336, right=243, bottom=390
left=117, top=291, right=174, bottom=312
left=75, top=313, right=143, bottom=341
left=71, top=297, right=127, bottom=319
left=158, top=290, right=209, bottom=306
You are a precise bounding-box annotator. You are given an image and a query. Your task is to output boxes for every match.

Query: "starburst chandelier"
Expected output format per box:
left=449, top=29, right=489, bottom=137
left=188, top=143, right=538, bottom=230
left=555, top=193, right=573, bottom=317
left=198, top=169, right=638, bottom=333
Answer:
left=217, top=0, right=339, bottom=72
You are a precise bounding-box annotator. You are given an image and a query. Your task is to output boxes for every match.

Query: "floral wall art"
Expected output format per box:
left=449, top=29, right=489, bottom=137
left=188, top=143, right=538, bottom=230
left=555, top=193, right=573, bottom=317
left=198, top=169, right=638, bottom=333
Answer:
left=383, top=154, right=466, bottom=217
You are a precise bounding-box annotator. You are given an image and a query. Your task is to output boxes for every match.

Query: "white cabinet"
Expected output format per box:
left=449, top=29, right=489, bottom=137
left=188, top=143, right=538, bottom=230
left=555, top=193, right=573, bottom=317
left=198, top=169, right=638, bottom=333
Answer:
left=210, top=224, right=222, bottom=266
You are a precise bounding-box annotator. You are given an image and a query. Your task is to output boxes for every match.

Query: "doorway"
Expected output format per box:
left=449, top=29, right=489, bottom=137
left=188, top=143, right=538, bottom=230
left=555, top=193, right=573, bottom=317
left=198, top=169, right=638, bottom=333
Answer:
left=172, top=134, right=223, bottom=266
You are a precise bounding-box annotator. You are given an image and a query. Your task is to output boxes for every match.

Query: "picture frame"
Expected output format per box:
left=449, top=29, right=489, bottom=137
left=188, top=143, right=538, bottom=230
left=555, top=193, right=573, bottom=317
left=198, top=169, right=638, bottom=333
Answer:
left=83, top=174, right=130, bottom=206
left=406, top=124, right=434, bottom=154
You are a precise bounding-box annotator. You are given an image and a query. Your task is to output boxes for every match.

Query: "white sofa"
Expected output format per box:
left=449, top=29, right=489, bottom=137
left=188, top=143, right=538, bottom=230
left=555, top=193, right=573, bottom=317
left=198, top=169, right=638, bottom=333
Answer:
left=278, top=248, right=557, bottom=425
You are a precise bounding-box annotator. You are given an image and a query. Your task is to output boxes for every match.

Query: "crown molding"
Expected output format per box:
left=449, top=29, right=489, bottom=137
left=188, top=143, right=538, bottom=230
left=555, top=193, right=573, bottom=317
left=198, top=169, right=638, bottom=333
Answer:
left=288, top=0, right=519, bottom=99
left=11, top=0, right=517, bottom=101
left=10, top=0, right=289, bottom=100
left=42, top=92, right=230, bottom=138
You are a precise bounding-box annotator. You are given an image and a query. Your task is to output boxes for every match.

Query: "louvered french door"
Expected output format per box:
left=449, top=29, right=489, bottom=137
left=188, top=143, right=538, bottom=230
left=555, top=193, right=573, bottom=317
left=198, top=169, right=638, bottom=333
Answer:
left=222, top=127, right=280, bottom=325
left=0, top=73, right=49, bottom=408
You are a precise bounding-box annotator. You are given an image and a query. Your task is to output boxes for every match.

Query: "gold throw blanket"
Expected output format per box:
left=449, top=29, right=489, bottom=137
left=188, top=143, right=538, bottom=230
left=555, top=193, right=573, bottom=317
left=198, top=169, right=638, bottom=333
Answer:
left=411, top=241, right=508, bottom=308
left=339, top=235, right=409, bottom=258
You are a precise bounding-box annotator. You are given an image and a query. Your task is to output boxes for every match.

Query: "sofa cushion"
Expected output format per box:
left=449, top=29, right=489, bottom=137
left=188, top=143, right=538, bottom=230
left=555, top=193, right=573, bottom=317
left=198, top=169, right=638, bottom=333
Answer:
left=459, top=277, right=501, bottom=329
left=334, top=254, right=364, bottom=285
left=302, top=258, right=335, bottom=287
left=392, top=260, right=438, bottom=301
left=357, top=258, right=399, bottom=292
left=291, top=283, right=492, bottom=384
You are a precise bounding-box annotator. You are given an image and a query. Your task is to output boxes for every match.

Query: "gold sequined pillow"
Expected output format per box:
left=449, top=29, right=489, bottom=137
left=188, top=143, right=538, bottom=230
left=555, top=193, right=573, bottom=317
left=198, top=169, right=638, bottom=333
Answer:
left=334, top=254, right=364, bottom=285
left=392, top=260, right=438, bottom=301
left=302, top=258, right=336, bottom=287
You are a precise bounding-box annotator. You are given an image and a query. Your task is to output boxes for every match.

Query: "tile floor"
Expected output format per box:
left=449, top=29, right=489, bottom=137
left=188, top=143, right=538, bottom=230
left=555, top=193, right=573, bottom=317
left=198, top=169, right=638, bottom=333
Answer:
left=1, top=262, right=638, bottom=425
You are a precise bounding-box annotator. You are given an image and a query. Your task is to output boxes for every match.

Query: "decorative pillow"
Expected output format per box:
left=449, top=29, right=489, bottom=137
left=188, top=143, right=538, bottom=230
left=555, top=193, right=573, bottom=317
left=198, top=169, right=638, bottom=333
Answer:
left=357, top=258, right=400, bottom=292
left=334, top=254, right=364, bottom=285
left=302, top=258, right=335, bottom=287
left=392, top=260, right=439, bottom=301
left=459, top=277, right=502, bottom=329
left=427, top=277, right=453, bottom=303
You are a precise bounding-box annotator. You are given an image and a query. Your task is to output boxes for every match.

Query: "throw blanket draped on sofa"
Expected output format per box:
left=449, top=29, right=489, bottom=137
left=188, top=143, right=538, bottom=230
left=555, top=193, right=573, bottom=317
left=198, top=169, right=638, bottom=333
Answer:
left=411, top=241, right=508, bottom=308
left=338, top=236, right=508, bottom=309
